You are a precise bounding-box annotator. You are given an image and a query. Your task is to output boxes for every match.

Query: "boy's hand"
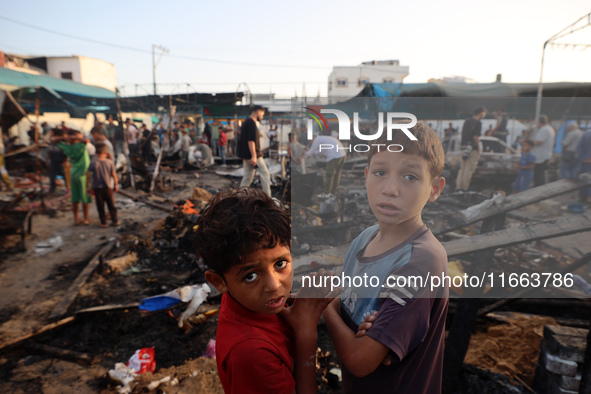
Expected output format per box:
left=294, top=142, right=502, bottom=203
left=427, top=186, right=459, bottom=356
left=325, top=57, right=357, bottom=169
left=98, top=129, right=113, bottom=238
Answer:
left=326, top=296, right=341, bottom=315
left=280, top=269, right=342, bottom=332
left=355, top=311, right=392, bottom=366
left=356, top=311, right=378, bottom=338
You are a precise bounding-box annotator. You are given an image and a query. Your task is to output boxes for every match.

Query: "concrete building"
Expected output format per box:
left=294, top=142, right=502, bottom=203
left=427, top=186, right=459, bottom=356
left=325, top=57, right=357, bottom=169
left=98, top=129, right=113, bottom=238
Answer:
left=45, top=56, right=117, bottom=91
left=0, top=52, right=117, bottom=91
left=327, top=60, right=409, bottom=102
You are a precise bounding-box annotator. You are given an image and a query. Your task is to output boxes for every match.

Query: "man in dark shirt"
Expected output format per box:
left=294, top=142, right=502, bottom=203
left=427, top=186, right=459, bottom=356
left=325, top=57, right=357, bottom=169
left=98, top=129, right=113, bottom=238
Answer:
left=491, top=109, right=508, bottom=142
left=113, top=117, right=125, bottom=160
left=237, top=105, right=271, bottom=196
left=456, top=106, right=486, bottom=191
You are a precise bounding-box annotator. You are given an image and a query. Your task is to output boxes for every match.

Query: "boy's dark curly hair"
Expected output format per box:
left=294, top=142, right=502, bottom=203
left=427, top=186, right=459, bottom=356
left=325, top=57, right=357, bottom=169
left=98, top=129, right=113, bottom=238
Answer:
left=193, top=187, right=290, bottom=275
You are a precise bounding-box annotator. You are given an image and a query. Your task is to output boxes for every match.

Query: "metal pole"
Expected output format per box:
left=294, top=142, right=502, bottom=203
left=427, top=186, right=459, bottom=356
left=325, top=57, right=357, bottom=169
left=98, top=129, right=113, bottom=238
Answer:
left=534, top=40, right=549, bottom=128
left=152, top=44, right=157, bottom=95
left=115, top=90, right=135, bottom=189
left=34, top=88, right=45, bottom=209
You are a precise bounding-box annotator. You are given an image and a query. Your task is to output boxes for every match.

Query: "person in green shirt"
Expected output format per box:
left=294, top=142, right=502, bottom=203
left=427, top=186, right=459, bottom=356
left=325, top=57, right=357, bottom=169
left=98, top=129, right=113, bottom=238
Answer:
left=53, top=130, right=92, bottom=225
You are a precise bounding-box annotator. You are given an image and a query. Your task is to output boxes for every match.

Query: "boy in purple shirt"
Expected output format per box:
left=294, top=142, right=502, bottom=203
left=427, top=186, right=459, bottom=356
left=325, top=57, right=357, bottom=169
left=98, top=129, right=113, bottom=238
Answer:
left=323, top=123, right=449, bottom=393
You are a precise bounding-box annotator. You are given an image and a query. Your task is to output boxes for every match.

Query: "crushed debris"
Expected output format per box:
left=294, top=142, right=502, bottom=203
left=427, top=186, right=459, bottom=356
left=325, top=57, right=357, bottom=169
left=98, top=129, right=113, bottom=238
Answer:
left=464, top=313, right=557, bottom=386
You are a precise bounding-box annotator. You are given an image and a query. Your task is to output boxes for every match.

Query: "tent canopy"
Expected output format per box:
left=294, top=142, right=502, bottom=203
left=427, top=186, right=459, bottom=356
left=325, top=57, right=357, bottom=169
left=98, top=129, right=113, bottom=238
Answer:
left=0, top=67, right=116, bottom=99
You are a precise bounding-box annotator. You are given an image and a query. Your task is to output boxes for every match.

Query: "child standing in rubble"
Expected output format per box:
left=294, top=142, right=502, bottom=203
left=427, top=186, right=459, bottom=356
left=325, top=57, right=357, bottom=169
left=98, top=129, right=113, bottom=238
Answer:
left=512, top=139, right=536, bottom=193
left=54, top=130, right=92, bottom=225
left=322, top=123, right=449, bottom=393
left=88, top=144, right=119, bottom=228
left=194, top=188, right=339, bottom=393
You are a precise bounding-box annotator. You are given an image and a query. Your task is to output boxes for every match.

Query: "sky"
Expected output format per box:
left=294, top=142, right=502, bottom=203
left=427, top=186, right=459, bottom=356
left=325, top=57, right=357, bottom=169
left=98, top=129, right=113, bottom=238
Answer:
left=1, top=0, right=590, bottom=98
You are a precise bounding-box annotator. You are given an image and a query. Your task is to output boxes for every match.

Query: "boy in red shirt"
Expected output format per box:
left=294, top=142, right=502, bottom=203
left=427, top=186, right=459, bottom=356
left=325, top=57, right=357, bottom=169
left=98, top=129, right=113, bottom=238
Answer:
left=194, top=188, right=337, bottom=394
left=219, top=128, right=227, bottom=165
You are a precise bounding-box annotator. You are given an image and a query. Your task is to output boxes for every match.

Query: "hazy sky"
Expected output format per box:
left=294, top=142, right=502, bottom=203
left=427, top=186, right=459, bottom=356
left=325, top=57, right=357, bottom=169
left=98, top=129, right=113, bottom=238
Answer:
left=1, top=0, right=590, bottom=97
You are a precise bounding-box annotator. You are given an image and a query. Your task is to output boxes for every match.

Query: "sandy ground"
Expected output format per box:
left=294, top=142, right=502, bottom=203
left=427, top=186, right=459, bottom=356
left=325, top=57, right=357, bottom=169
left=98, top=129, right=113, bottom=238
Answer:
left=0, top=169, right=234, bottom=347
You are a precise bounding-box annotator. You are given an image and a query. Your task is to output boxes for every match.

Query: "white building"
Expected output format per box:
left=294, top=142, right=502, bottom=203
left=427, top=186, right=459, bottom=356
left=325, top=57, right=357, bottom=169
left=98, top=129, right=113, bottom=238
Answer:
left=327, top=60, right=409, bottom=102
left=45, top=56, right=117, bottom=91
left=1, top=52, right=117, bottom=92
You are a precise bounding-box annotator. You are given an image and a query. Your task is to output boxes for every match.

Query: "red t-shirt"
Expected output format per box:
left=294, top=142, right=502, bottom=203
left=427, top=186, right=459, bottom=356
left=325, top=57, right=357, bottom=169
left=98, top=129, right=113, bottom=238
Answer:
left=215, top=293, right=295, bottom=394
left=219, top=131, right=227, bottom=146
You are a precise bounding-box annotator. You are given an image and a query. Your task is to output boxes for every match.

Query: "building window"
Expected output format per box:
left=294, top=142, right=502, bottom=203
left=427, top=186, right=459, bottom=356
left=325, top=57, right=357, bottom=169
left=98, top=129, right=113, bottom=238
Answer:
left=383, top=78, right=394, bottom=83
left=336, top=78, right=347, bottom=88
left=358, top=78, right=369, bottom=87
left=61, top=72, right=73, bottom=80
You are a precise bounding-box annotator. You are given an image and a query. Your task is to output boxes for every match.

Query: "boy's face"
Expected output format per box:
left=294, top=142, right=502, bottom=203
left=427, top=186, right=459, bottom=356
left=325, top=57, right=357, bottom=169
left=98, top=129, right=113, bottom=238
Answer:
left=206, top=244, right=292, bottom=315
left=522, top=143, right=532, bottom=153
left=365, top=151, right=445, bottom=230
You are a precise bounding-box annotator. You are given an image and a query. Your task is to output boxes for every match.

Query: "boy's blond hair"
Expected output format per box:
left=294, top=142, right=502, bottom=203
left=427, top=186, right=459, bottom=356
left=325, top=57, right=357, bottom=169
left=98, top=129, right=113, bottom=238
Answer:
left=367, top=122, right=444, bottom=178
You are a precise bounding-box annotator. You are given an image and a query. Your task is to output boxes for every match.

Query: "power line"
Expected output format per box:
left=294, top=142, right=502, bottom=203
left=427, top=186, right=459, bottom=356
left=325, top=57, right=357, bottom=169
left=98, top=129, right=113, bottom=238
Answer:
left=0, top=14, right=331, bottom=70
left=125, top=82, right=328, bottom=86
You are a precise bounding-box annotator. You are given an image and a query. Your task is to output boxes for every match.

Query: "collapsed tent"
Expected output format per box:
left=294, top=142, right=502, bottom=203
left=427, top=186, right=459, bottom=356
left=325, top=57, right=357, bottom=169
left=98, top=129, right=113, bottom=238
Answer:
left=0, top=89, right=27, bottom=132
left=0, top=67, right=250, bottom=120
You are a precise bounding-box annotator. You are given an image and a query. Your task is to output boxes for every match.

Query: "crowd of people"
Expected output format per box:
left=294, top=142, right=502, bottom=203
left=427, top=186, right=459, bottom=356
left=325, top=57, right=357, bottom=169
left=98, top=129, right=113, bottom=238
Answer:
left=2, top=108, right=591, bottom=212
left=451, top=107, right=591, bottom=201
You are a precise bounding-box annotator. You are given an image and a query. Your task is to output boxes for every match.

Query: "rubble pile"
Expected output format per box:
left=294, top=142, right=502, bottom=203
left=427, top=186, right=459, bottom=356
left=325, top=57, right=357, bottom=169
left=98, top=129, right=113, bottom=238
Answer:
left=534, top=325, right=588, bottom=393
left=464, top=313, right=557, bottom=387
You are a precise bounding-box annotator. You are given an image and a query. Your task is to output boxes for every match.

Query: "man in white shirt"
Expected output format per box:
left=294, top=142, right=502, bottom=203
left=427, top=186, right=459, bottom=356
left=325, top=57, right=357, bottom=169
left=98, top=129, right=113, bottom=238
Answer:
left=305, top=131, right=346, bottom=195
left=180, top=129, right=192, bottom=165
left=560, top=121, right=583, bottom=179
left=532, top=115, right=556, bottom=187
left=125, top=118, right=140, bottom=154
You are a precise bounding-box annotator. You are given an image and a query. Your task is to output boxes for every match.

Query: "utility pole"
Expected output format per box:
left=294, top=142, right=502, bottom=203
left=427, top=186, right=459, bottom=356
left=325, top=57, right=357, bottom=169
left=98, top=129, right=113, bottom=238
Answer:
left=152, top=44, right=169, bottom=95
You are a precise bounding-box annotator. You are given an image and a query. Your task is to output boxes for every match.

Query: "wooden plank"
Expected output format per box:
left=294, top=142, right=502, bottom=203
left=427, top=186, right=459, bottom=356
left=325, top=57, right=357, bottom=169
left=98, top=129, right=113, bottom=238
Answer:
left=140, top=199, right=171, bottom=212
left=477, top=253, right=591, bottom=316
left=443, top=213, right=591, bottom=258
left=49, top=240, right=117, bottom=320
left=150, top=102, right=175, bottom=193
left=430, top=173, right=591, bottom=235
left=74, top=303, right=139, bottom=315
left=116, top=189, right=139, bottom=201
left=0, top=316, right=75, bottom=352
left=25, top=343, right=94, bottom=365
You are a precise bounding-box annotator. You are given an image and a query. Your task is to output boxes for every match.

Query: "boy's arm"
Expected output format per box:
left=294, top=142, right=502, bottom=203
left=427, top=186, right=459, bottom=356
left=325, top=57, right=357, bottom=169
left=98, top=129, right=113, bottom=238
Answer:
left=86, top=170, right=92, bottom=192
left=112, top=169, right=118, bottom=192
left=248, top=141, right=257, bottom=166
left=323, top=299, right=391, bottom=377
left=280, top=270, right=340, bottom=394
